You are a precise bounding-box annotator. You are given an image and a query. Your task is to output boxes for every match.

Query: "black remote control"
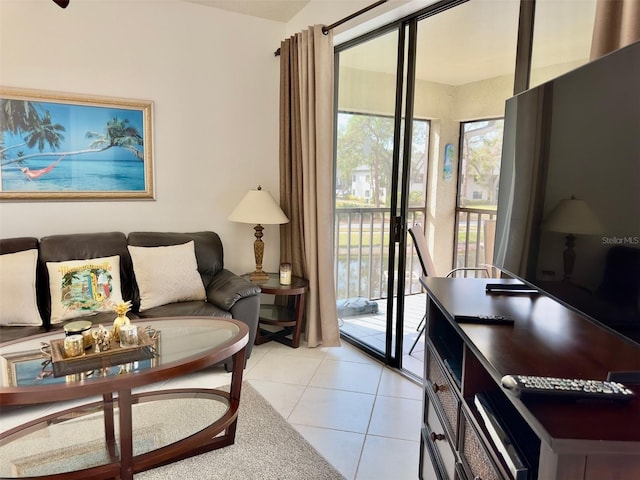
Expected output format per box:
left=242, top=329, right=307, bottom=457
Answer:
left=501, top=374, right=636, bottom=402
left=486, top=283, right=538, bottom=293
left=456, top=314, right=515, bottom=325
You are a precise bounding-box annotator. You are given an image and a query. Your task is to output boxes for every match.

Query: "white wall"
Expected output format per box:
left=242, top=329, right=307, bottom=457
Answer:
left=0, top=0, right=286, bottom=275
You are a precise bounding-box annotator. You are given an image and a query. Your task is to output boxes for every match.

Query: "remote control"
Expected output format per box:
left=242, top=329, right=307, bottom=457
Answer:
left=486, top=283, right=538, bottom=293
left=501, top=374, right=636, bottom=402
left=456, top=314, right=515, bottom=325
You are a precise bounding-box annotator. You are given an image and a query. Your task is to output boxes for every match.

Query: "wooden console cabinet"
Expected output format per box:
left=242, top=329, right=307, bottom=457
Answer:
left=419, top=277, right=640, bottom=480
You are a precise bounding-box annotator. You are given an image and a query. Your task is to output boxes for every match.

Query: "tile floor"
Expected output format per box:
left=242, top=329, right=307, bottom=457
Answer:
left=339, top=293, right=427, bottom=379
left=0, top=339, right=423, bottom=480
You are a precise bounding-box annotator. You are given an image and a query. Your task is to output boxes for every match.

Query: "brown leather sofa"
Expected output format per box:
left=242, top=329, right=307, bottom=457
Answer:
left=0, top=231, right=261, bottom=362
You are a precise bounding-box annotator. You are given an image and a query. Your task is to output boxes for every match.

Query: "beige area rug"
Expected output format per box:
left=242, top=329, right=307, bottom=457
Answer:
left=0, top=383, right=345, bottom=479
left=136, top=382, right=346, bottom=480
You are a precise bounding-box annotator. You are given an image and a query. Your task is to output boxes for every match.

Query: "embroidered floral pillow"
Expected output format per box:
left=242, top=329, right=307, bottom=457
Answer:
left=47, top=255, right=123, bottom=324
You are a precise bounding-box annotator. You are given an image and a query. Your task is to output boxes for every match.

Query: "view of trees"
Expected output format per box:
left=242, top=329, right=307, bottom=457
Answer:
left=336, top=111, right=429, bottom=208
left=459, top=119, right=504, bottom=208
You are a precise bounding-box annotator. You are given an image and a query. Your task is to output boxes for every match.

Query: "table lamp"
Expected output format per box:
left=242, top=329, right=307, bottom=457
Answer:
left=228, top=186, right=289, bottom=282
left=543, top=195, right=602, bottom=280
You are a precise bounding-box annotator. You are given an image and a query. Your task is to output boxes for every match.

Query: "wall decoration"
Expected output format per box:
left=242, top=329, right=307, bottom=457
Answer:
left=0, top=87, right=154, bottom=200
left=3, top=349, right=66, bottom=387
left=443, top=143, right=454, bottom=182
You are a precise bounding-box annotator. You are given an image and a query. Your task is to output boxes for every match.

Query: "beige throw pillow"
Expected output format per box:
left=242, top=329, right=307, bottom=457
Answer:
left=47, top=255, right=123, bottom=324
left=0, top=249, right=43, bottom=326
left=128, top=241, right=206, bottom=311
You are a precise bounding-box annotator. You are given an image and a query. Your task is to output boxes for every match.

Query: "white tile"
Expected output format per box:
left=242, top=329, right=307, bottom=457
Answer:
left=310, top=359, right=382, bottom=394
left=322, top=342, right=381, bottom=365
left=368, top=395, right=422, bottom=441
left=294, top=425, right=364, bottom=480
left=247, top=379, right=305, bottom=419
left=288, top=386, right=375, bottom=433
left=244, top=343, right=272, bottom=373
left=355, top=435, right=420, bottom=480
left=377, top=368, right=422, bottom=400
left=244, top=351, right=322, bottom=385
left=262, top=341, right=328, bottom=359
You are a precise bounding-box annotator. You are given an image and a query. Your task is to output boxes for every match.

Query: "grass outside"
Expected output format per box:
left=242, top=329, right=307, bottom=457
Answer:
left=337, top=231, right=390, bottom=248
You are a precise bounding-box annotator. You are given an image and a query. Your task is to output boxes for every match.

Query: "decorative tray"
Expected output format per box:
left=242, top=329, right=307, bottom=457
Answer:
left=50, top=327, right=156, bottom=377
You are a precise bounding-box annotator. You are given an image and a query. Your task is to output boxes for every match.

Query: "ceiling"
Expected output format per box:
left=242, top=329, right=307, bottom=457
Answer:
left=183, top=0, right=597, bottom=86
left=184, top=0, right=310, bottom=22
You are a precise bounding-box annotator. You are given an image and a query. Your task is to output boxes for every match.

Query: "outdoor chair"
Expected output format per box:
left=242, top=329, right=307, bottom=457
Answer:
left=408, top=224, right=489, bottom=355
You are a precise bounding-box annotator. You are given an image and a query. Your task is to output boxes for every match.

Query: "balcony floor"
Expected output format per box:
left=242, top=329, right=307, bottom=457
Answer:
left=338, top=293, right=427, bottom=378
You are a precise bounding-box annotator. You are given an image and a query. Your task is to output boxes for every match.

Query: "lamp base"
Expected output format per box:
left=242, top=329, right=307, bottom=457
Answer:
left=249, top=270, right=270, bottom=283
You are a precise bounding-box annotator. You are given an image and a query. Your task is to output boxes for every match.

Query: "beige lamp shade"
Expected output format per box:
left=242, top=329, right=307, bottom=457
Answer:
left=228, top=187, right=289, bottom=225
left=228, top=186, right=288, bottom=282
left=543, top=196, right=602, bottom=235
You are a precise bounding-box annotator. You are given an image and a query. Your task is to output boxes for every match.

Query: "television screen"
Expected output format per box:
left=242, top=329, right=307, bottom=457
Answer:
left=494, top=41, right=640, bottom=343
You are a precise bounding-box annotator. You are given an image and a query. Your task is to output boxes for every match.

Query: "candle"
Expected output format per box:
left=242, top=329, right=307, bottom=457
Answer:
left=280, top=263, right=292, bottom=285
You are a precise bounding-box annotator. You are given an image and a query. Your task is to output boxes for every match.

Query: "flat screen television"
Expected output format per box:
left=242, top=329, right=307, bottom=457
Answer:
left=494, top=40, right=640, bottom=344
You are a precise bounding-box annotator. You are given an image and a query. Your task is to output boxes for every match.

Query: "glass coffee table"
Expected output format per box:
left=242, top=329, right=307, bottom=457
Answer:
left=0, top=317, right=248, bottom=480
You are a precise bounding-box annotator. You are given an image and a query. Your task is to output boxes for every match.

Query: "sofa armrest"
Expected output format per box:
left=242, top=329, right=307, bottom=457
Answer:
left=207, top=269, right=261, bottom=310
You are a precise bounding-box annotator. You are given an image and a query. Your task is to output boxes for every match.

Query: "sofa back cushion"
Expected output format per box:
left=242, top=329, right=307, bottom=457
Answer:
left=0, top=237, right=39, bottom=255
left=127, top=232, right=224, bottom=310
left=38, top=232, right=133, bottom=329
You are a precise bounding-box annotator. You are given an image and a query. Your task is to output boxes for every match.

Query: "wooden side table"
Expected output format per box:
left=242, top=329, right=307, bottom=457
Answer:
left=248, top=273, right=308, bottom=348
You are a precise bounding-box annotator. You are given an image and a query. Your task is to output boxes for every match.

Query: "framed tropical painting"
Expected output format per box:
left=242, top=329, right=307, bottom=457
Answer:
left=0, top=87, right=153, bottom=200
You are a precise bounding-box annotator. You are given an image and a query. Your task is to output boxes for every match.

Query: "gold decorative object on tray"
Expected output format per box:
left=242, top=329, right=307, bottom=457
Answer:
left=112, top=300, right=132, bottom=341
left=50, top=326, right=156, bottom=378
left=64, top=320, right=93, bottom=349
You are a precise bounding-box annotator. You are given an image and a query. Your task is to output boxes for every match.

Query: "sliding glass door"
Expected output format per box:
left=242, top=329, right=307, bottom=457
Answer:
left=334, top=0, right=521, bottom=373
left=334, top=17, right=430, bottom=368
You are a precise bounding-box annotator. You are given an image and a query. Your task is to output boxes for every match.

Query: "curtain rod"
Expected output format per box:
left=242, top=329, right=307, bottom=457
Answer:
left=274, top=0, right=389, bottom=56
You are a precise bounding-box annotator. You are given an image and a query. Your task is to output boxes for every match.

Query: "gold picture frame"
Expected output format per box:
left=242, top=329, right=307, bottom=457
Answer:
left=0, top=87, right=154, bottom=200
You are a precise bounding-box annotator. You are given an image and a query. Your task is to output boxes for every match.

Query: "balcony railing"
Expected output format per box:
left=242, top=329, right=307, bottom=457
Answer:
left=334, top=206, right=498, bottom=302
left=454, top=207, right=497, bottom=275
left=334, top=207, right=425, bottom=301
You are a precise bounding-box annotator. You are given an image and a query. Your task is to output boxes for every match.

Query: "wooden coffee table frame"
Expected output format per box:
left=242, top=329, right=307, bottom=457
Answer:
left=0, top=317, right=249, bottom=480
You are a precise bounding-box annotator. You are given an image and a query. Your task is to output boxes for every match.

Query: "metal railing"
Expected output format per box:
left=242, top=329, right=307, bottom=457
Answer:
left=334, top=207, right=425, bottom=301
left=454, top=207, right=497, bottom=275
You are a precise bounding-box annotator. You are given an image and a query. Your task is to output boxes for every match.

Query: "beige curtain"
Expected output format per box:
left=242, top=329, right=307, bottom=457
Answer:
left=279, top=26, right=340, bottom=348
left=590, top=0, right=640, bottom=59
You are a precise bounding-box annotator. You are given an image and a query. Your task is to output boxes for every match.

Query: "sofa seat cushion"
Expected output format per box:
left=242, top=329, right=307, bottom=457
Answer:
left=128, top=241, right=206, bottom=311
left=134, top=300, right=232, bottom=319
left=0, top=325, right=47, bottom=343
left=0, top=249, right=43, bottom=326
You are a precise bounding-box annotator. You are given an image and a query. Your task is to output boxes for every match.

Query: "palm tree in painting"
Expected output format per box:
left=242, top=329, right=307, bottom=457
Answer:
left=0, top=99, right=66, bottom=172
left=0, top=99, right=42, bottom=135
left=24, top=111, right=66, bottom=151
left=1, top=106, right=143, bottom=169
left=0, top=100, right=66, bottom=162
left=86, top=117, right=143, bottom=160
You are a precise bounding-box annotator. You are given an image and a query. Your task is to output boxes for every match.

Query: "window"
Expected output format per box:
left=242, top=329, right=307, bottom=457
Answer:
left=454, top=119, right=504, bottom=272
left=458, top=119, right=503, bottom=209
